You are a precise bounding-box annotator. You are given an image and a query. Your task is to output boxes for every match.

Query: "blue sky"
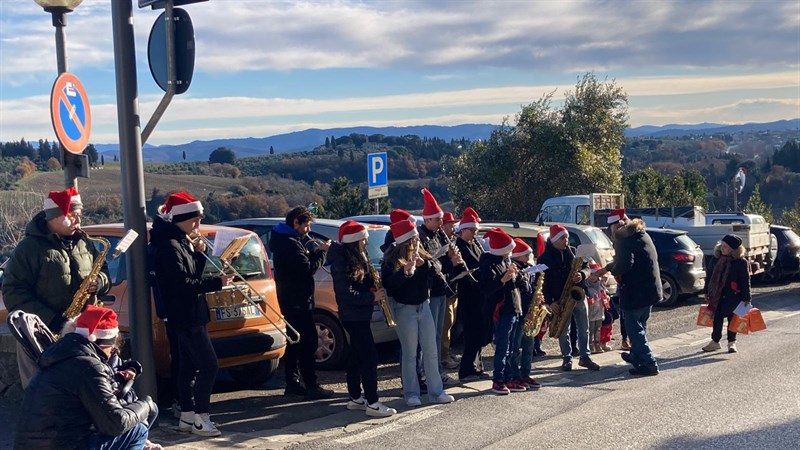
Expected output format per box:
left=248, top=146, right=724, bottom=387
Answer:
left=1, top=0, right=798, bottom=146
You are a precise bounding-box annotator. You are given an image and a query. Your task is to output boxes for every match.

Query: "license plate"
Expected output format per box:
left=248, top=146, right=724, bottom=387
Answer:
left=214, top=303, right=259, bottom=321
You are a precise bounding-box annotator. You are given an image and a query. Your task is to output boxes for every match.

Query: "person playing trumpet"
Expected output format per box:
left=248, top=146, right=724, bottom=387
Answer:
left=328, top=221, right=396, bottom=417
left=149, top=191, right=233, bottom=437
left=269, top=206, right=334, bottom=400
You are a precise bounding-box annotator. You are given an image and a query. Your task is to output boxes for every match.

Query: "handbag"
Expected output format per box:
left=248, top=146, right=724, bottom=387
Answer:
left=696, top=305, right=714, bottom=327
left=747, top=307, right=767, bottom=332
left=728, top=314, right=749, bottom=334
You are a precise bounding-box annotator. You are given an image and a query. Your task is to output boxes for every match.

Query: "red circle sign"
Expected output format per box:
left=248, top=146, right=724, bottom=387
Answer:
left=50, top=72, right=92, bottom=154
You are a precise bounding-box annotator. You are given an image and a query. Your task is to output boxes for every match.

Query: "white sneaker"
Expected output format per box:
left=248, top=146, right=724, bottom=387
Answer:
left=728, top=342, right=738, bottom=353
left=347, top=396, right=367, bottom=411
left=429, top=392, right=455, bottom=404
left=178, top=411, right=194, bottom=432
left=702, top=340, right=721, bottom=352
left=192, top=413, right=221, bottom=437
left=441, top=374, right=459, bottom=386
left=366, top=401, right=397, bottom=417
left=406, top=395, right=422, bottom=407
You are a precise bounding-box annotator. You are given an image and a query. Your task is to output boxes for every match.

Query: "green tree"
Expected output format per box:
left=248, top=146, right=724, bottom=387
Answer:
left=269, top=145, right=275, bottom=155
left=447, top=73, right=628, bottom=220
left=744, top=184, right=774, bottom=223
left=325, top=137, right=330, bottom=148
left=778, top=199, right=800, bottom=230
left=323, top=176, right=367, bottom=219
left=182, top=150, right=186, bottom=160
left=209, top=147, right=236, bottom=165
left=83, top=143, right=98, bottom=165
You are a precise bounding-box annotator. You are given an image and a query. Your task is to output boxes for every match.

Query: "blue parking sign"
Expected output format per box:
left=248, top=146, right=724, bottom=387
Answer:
left=367, top=152, right=388, bottom=188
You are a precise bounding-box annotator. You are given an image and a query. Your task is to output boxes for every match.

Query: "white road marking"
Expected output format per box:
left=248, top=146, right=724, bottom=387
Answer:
left=334, top=408, right=443, bottom=445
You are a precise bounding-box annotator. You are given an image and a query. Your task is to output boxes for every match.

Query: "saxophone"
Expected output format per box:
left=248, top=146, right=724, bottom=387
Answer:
left=522, top=272, right=548, bottom=337
left=368, top=257, right=395, bottom=328
left=548, top=256, right=586, bottom=339
left=63, top=231, right=110, bottom=320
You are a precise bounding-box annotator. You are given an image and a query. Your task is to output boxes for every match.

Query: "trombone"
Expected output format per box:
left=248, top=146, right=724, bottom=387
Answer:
left=190, top=231, right=301, bottom=345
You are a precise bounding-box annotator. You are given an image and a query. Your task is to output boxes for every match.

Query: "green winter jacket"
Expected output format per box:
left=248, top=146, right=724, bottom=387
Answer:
left=2, top=212, right=110, bottom=330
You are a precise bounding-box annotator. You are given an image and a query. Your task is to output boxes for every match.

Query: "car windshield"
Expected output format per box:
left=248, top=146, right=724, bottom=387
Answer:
left=584, top=228, right=613, bottom=249
left=784, top=229, right=800, bottom=246
left=675, top=234, right=699, bottom=250
left=366, top=229, right=389, bottom=266
left=203, top=233, right=269, bottom=280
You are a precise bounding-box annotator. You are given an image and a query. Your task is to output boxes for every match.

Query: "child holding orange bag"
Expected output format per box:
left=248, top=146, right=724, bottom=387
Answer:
left=702, top=234, right=752, bottom=353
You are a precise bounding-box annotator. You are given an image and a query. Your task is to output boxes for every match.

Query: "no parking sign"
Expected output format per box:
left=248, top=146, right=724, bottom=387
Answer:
left=50, top=72, right=92, bottom=154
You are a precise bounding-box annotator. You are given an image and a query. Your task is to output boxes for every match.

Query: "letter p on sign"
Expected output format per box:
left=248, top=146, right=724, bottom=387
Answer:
left=367, top=152, right=388, bottom=188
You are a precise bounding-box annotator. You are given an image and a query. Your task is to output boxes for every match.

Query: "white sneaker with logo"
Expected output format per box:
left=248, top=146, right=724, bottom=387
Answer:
left=347, top=396, right=367, bottom=411
left=192, top=413, right=221, bottom=437
left=366, top=401, right=397, bottom=417
left=429, top=392, right=455, bottom=404
left=178, top=411, right=194, bottom=432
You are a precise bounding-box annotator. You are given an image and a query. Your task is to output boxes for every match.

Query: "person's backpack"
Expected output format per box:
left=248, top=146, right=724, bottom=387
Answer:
left=7, top=310, right=57, bottom=361
left=146, top=242, right=168, bottom=320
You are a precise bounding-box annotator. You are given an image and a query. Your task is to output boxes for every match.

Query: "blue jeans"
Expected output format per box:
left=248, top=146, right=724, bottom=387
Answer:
left=429, top=295, right=447, bottom=367
left=391, top=299, right=444, bottom=399
left=493, top=312, right=519, bottom=382
left=622, top=305, right=657, bottom=369
left=510, top=321, right=534, bottom=379
left=89, top=422, right=148, bottom=450
left=559, top=299, right=590, bottom=360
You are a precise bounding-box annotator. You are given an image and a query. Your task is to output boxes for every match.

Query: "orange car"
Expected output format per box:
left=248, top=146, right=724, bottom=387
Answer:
left=0, top=223, right=287, bottom=388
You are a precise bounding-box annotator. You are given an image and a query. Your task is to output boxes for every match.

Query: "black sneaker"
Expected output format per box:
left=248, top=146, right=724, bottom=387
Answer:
left=561, top=358, right=572, bottom=371
left=284, top=382, right=307, bottom=396
left=578, top=357, right=600, bottom=371
left=620, top=352, right=634, bottom=365
left=629, top=365, right=659, bottom=377
left=305, top=385, right=334, bottom=400
left=570, top=348, right=580, bottom=357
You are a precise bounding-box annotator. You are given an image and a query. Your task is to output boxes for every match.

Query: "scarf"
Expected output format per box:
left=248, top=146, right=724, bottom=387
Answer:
left=706, top=254, right=732, bottom=311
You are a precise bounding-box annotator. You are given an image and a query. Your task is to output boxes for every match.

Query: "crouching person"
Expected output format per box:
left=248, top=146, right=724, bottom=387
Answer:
left=14, top=305, right=157, bottom=450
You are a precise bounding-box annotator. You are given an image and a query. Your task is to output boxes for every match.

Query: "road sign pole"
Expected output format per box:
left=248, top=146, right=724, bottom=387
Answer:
left=112, top=0, right=157, bottom=402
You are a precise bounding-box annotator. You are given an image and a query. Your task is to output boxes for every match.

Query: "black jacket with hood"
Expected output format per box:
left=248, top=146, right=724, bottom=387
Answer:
left=479, top=253, right=521, bottom=317
left=328, top=242, right=377, bottom=322
left=538, top=241, right=589, bottom=305
left=610, top=218, right=663, bottom=310
left=14, top=333, right=151, bottom=450
left=268, top=222, right=326, bottom=312
left=704, top=243, right=751, bottom=316
left=148, top=216, right=222, bottom=328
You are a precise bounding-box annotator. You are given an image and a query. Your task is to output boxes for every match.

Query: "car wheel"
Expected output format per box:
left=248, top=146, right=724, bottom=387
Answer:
left=228, top=359, right=279, bottom=389
left=314, top=312, right=349, bottom=370
left=763, top=261, right=783, bottom=284
left=657, top=274, right=679, bottom=307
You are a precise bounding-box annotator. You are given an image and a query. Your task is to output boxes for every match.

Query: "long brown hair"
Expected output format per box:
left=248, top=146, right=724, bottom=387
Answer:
left=343, top=241, right=369, bottom=283
left=383, top=237, right=431, bottom=272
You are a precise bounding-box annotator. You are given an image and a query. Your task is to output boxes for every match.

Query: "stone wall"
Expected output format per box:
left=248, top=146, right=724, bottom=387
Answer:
left=0, top=324, right=23, bottom=401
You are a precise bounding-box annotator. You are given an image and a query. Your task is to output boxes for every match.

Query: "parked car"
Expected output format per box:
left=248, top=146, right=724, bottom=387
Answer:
left=765, top=225, right=800, bottom=282
left=0, top=224, right=287, bottom=388
left=218, top=218, right=396, bottom=369
left=343, top=214, right=424, bottom=226
left=645, top=228, right=706, bottom=307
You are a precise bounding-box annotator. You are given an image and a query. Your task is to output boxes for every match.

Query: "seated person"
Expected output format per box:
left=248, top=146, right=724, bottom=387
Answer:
left=14, top=305, right=158, bottom=450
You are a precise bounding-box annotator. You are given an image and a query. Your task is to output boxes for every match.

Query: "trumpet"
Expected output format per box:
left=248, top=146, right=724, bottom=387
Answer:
left=189, top=231, right=301, bottom=345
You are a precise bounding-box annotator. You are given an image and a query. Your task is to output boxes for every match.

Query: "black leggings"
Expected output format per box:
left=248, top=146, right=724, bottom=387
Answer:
left=342, top=320, right=379, bottom=404
left=283, top=309, right=319, bottom=387
left=167, top=324, right=218, bottom=414
left=712, top=311, right=737, bottom=343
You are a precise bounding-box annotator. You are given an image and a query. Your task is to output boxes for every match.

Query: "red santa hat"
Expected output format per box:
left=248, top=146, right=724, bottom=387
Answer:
left=73, top=305, right=119, bottom=346
left=458, top=207, right=481, bottom=230
left=390, top=219, right=418, bottom=245
left=390, top=209, right=416, bottom=225
left=484, top=228, right=515, bottom=256
left=549, top=224, right=569, bottom=243
left=442, top=212, right=458, bottom=224
left=43, top=186, right=83, bottom=221
left=338, top=220, right=368, bottom=244
left=421, top=188, right=443, bottom=219
left=511, top=238, right=532, bottom=258
left=158, top=191, right=203, bottom=223
left=589, top=261, right=602, bottom=272
left=607, top=208, right=629, bottom=224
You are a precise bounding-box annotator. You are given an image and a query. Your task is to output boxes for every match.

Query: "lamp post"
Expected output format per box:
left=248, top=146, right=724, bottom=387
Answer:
left=33, top=0, right=85, bottom=188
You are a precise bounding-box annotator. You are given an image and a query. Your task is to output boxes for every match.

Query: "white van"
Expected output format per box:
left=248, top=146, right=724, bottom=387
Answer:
left=537, top=193, right=624, bottom=227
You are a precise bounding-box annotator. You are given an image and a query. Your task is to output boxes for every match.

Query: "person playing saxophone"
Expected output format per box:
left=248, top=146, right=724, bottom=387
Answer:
left=328, top=221, right=397, bottom=418
left=539, top=224, right=600, bottom=372
left=508, top=238, right=542, bottom=390
left=3, top=187, right=110, bottom=388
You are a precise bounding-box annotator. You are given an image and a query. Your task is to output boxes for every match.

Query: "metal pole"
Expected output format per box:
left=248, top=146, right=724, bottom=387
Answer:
left=51, top=9, right=78, bottom=189
left=111, top=0, right=157, bottom=400
left=375, top=198, right=379, bottom=215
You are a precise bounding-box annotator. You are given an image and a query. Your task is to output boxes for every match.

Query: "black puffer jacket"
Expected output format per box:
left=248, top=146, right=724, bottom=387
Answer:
left=611, top=219, right=663, bottom=309
left=328, top=242, right=376, bottom=322
left=539, top=241, right=589, bottom=305
left=14, top=333, right=151, bottom=450
left=148, top=216, right=222, bottom=328
left=479, top=253, right=521, bottom=316
left=268, top=223, right=326, bottom=312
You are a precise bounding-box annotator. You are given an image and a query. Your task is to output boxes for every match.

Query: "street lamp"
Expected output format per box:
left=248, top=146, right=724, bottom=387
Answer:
left=33, top=0, right=85, bottom=188
left=34, top=0, right=83, bottom=75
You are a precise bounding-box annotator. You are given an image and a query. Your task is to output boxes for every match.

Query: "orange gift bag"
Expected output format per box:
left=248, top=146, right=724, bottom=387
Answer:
left=728, top=314, right=749, bottom=334
left=697, top=305, right=714, bottom=327
left=747, top=307, right=767, bottom=332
